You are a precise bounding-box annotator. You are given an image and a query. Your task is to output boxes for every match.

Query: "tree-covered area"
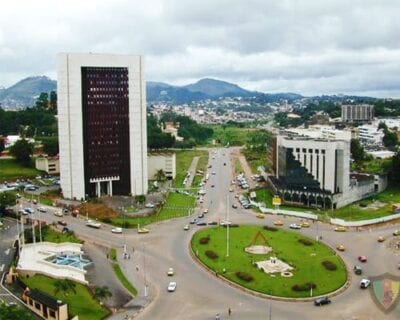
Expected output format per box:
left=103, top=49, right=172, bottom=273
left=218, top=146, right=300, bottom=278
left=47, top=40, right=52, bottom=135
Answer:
left=9, top=139, right=34, bottom=166
left=147, top=115, right=176, bottom=149
left=373, top=100, right=400, bottom=117
left=160, top=112, right=214, bottom=146
left=0, top=302, right=35, bottom=320
left=378, top=122, right=398, bottom=149
left=0, top=91, right=57, bottom=137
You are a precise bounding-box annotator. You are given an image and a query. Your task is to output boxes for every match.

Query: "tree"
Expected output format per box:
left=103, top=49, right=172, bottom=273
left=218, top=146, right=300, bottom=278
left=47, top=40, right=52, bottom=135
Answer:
left=155, top=169, right=166, bottom=182
left=350, top=139, right=365, bottom=163
left=0, top=136, right=4, bottom=154
left=53, top=279, right=76, bottom=297
left=383, top=131, right=398, bottom=149
left=390, top=151, right=400, bottom=185
left=93, top=286, right=112, bottom=303
left=34, top=92, right=49, bottom=110
left=0, top=302, right=35, bottom=320
left=9, top=139, right=34, bottom=166
left=49, top=91, right=57, bottom=114
left=0, top=192, right=17, bottom=214
left=41, top=137, right=59, bottom=156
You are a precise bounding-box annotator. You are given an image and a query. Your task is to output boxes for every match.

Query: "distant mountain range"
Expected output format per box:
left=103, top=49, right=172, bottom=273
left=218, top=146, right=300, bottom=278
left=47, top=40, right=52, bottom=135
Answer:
left=0, top=75, right=307, bottom=109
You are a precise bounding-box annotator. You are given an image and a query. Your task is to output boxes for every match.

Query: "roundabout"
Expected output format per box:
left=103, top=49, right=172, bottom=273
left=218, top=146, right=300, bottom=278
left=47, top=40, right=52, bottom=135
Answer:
left=191, top=225, right=347, bottom=298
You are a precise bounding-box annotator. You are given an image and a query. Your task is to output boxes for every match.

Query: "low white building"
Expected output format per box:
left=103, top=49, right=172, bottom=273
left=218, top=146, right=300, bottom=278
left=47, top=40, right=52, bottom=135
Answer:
left=148, top=152, right=176, bottom=180
left=357, top=125, right=384, bottom=146
left=35, top=156, right=60, bottom=174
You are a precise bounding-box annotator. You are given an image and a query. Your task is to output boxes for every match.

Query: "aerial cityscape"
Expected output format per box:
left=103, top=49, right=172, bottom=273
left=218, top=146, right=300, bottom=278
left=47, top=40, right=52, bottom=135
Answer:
left=1, top=1, right=400, bottom=320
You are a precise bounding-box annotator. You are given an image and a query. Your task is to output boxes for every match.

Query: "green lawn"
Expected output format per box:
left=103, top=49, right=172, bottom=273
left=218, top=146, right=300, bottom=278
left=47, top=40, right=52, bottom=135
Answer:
left=25, top=225, right=83, bottom=244
left=112, top=263, right=137, bottom=296
left=21, top=275, right=108, bottom=320
left=0, top=159, right=43, bottom=183
left=234, top=159, right=243, bottom=174
left=242, top=148, right=271, bottom=174
left=173, top=150, right=209, bottom=187
left=192, top=225, right=346, bottom=297
left=208, top=125, right=254, bottom=146
left=352, top=158, right=391, bottom=175
left=192, top=152, right=210, bottom=187
left=111, top=192, right=196, bottom=227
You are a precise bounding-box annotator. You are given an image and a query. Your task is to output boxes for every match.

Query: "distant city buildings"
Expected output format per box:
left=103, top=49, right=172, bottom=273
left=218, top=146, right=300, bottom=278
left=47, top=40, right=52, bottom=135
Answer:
left=341, top=104, right=374, bottom=123
left=57, top=53, right=147, bottom=200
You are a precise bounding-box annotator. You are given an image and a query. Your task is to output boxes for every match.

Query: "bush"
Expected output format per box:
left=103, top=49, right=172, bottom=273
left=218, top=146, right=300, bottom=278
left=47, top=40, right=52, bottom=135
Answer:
left=292, top=282, right=317, bottom=292
left=235, top=271, right=254, bottom=282
left=263, top=225, right=278, bottom=231
left=205, top=250, right=218, bottom=260
left=322, top=260, right=337, bottom=271
left=298, top=238, right=313, bottom=246
left=199, top=236, right=210, bottom=245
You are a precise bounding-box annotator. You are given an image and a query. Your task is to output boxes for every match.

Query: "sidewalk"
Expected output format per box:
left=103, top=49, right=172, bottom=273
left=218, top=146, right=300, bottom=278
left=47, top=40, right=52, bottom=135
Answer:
left=106, top=246, right=155, bottom=320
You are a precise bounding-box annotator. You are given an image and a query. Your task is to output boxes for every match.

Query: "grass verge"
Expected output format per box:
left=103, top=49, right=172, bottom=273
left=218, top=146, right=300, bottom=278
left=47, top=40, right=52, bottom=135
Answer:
left=0, top=159, right=43, bottom=183
left=111, top=263, right=137, bottom=296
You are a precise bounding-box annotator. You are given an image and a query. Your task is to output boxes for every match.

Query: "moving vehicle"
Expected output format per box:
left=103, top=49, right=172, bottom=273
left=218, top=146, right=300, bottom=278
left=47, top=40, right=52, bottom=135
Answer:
left=358, top=256, right=367, bottom=263
left=334, top=226, right=346, bottom=232
left=301, top=221, right=310, bottom=228
left=360, top=279, right=370, bottom=289
left=183, top=224, right=190, bottom=231
left=393, top=230, right=400, bottom=236
left=111, top=227, right=123, bottom=234
left=208, top=221, right=218, bottom=225
left=54, top=210, right=63, bottom=217
left=336, top=244, right=346, bottom=252
left=189, top=218, right=198, bottom=224
left=145, top=203, right=155, bottom=208
left=167, top=281, right=177, bottom=292
left=232, top=204, right=238, bottom=209
left=256, top=213, right=265, bottom=219
left=314, top=297, right=331, bottom=306
left=138, top=227, right=149, bottom=234
left=57, top=220, right=67, bottom=226
left=196, top=222, right=207, bottom=226
left=354, top=265, right=363, bottom=275
left=289, top=223, right=302, bottom=229
left=203, top=209, right=209, bottom=214
left=377, top=236, right=385, bottom=242
left=274, top=220, right=283, bottom=226
left=220, top=220, right=232, bottom=226
left=167, top=268, right=174, bottom=276
left=198, top=213, right=204, bottom=219
left=86, top=220, right=101, bottom=228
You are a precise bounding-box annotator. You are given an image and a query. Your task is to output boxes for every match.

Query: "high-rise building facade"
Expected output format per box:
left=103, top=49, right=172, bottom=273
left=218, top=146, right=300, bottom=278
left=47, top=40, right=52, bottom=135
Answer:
left=341, top=104, right=374, bottom=123
left=58, top=53, right=147, bottom=200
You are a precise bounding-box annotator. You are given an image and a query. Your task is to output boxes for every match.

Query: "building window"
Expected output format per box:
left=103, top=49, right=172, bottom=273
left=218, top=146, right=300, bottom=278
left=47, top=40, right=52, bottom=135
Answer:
left=321, top=150, right=325, bottom=154
left=315, top=149, right=319, bottom=154
left=296, top=148, right=300, bottom=152
left=302, top=148, right=306, bottom=153
left=35, top=302, right=41, bottom=310
left=49, top=310, right=56, bottom=318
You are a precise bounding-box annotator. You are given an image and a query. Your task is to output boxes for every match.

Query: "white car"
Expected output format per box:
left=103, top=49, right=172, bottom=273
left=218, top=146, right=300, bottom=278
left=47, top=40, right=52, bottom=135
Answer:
left=38, top=207, right=47, bottom=213
left=86, top=220, right=101, bottom=228
left=220, top=220, right=232, bottom=226
left=167, top=268, right=174, bottom=276
left=167, top=281, right=177, bottom=292
left=24, top=207, right=34, bottom=214
left=53, top=210, right=63, bottom=217
left=360, top=279, right=370, bottom=289
left=183, top=224, right=190, bottom=231
left=289, top=223, right=302, bottom=230
left=111, top=227, right=123, bottom=234
left=145, top=203, right=155, bottom=208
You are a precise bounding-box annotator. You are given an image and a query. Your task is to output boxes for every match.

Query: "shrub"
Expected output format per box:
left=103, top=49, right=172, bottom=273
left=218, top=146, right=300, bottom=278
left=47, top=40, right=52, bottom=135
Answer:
left=292, top=282, right=316, bottom=292
left=322, top=260, right=337, bottom=271
left=236, top=271, right=254, bottom=282
left=199, top=236, right=210, bottom=245
left=263, top=225, right=278, bottom=231
left=205, top=250, right=218, bottom=260
left=298, top=238, right=313, bottom=246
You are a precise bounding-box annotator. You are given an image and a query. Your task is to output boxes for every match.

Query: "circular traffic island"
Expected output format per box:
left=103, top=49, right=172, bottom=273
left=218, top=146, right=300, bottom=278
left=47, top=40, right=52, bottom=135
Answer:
left=191, top=225, right=347, bottom=298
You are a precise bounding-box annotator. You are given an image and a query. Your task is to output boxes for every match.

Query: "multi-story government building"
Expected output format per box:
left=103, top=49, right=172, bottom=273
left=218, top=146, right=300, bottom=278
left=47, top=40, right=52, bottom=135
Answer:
left=270, top=135, right=385, bottom=209
left=57, top=53, right=148, bottom=200
left=341, top=104, right=374, bottom=123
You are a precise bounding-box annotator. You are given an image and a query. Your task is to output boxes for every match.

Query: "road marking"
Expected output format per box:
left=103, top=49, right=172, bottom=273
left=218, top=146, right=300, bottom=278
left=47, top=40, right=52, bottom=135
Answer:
left=0, top=264, right=4, bottom=272
left=4, top=249, right=10, bottom=255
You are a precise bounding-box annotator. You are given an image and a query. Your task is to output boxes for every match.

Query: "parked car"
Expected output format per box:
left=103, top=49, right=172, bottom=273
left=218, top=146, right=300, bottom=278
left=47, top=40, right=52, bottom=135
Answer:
left=24, top=208, right=34, bottom=214
left=189, top=218, right=198, bottom=224
left=111, top=227, right=123, bottom=234
left=377, top=236, right=385, bottom=242
left=145, top=203, right=155, bottom=208
left=203, top=209, right=209, bottom=214
left=37, top=207, right=47, bottom=213
left=198, top=213, right=204, bottom=219
left=393, top=230, right=400, bottom=236
left=354, top=265, right=363, bottom=275
left=289, top=223, right=302, bottom=230
left=360, top=279, right=370, bottom=289
left=138, top=227, right=149, bottom=234
left=358, top=256, right=367, bottom=263
left=86, top=220, right=101, bottom=228
left=232, top=204, right=238, bottom=209
left=196, top=222, right=207, bottom=226
left=167, top=281, right=177, bottom=292
left=53, top=210, right=63, bottom=217
left=208, top=221, right=218, bottom=226
left=57, top=220, right=67, bottom=226
left=314, top=297, right=331, bottom=306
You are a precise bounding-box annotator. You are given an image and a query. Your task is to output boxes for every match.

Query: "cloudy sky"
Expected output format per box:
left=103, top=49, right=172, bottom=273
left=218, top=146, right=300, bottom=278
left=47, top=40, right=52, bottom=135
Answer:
left=1, top=0, right=400, bottom=97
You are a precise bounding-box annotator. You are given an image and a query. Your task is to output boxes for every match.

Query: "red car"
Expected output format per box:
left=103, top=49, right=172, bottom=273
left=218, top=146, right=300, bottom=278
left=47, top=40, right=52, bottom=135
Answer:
left=358, top=256, right=367, bottom=263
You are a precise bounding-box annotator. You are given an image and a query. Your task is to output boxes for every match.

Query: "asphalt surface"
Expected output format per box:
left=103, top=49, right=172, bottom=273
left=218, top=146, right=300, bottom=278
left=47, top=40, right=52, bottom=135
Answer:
left=9, top=147, right=400, bottom=319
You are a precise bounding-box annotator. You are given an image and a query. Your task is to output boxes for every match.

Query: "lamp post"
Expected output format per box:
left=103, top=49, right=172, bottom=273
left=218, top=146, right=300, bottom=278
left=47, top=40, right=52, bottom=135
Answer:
left=143, top=242, right=148, bottom=297
left=226, top=195, right=229, bottom=258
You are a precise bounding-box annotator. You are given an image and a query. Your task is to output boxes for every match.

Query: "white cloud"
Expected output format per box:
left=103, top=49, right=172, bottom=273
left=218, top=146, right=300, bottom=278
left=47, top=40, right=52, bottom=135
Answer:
left=1, top=0, right=400, bottom=97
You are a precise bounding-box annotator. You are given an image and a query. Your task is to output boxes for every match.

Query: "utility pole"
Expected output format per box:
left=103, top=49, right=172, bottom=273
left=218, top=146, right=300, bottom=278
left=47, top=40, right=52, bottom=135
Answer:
left=143, top=242, right=148, bottom=297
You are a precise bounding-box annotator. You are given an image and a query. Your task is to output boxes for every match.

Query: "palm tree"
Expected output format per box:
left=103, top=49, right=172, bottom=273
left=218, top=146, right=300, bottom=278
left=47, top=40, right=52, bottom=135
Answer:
left=93, top=286, right=112, bottom=303
left=53, top=279, right=76, bottom=297
left=155, top=169, right=166, bottom=182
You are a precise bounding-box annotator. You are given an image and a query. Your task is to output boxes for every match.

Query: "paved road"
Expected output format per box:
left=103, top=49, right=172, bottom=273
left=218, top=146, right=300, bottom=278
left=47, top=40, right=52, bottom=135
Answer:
left=185, top=156, right=200, bottom=188
left=11, top=147, right=400, bottom=319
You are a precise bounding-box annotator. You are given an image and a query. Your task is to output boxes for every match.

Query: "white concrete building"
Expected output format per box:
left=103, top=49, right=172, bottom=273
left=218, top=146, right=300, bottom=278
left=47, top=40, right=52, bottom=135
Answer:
left=35, top=156, right=60, bottom=174
left=58, top=53, right=147, bottom=200
left=148, top=152, right=176, bottom=180
left=341, top=104, right=374, bottom=122
left=357, top=124, right=384, bottom=145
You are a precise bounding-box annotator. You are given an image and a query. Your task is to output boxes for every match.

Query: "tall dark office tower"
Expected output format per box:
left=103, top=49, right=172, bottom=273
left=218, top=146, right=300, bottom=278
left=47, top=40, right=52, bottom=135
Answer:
left=58, top=53, right=147, bottom=200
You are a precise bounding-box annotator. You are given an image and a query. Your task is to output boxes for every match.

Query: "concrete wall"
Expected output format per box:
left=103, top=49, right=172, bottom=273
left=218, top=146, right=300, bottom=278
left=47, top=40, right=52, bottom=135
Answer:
left=57, top=53, right=148, bottom=199
left=148, top=153, right=176, bottom=180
